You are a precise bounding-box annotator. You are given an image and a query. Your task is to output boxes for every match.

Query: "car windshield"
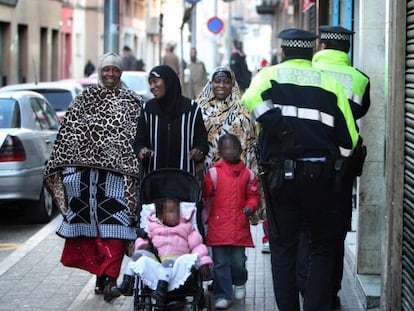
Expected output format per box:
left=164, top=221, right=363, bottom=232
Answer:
left=122, top=75, right=148, bottom=91
left=34, top=90, right=73, bottom=112
left=0, top=99, right=20, bottom=128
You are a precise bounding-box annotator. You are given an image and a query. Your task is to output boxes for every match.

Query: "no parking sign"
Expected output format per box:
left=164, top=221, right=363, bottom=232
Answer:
left=207, top=16, right=224, bottom=34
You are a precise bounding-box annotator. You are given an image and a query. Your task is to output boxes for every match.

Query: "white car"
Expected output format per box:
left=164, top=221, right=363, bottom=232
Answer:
left=0, top=81, right=83, bottom=121
left=89, top=71, right=153, bottom=101
left=0, top=90, right=60, bottom=223
left=59, top=78, right=98, bottom=90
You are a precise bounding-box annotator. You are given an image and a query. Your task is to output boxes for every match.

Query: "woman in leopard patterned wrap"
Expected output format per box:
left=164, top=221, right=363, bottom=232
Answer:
left=196, top=66, right=257, bottom=172
left=43, top=52, right=144, bottom=302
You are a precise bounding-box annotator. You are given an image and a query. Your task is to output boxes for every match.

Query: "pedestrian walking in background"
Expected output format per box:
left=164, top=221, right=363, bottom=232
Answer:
left=43, top=52, right=144, bottom=303
left=83, top=59, right=95, bottom=77
left=202, top=133, right=260, bottom=310
left=162, top=42, right=181, bottom=76
left=136, top=58, right=145, bottom=71
left=308, top=25, right=370, bottom=309
left=183, top=47, right=208, bottom=99
left=196, top=66, right=257, bottom=173
left=260, top=57, right=269, bottom=69
left=241, top=28, right=359, bottom=311
left=230, top=40, right=251, bottom=94
left=133, top=64, right=208, bottom=177
left=271, top=48, right=279, bottom=65
left=121, top=45, right=138, bottom=71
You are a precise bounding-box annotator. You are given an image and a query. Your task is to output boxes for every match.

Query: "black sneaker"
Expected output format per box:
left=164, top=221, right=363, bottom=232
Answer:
left=94, top=275, right=105, bottom=295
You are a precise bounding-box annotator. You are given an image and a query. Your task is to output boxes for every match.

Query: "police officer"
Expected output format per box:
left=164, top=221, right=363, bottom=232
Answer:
left=314, top=25, right=371, bottom=120
left=313, top=25, right=371, bottom=308
left=241, top=29, right=358, bottom=311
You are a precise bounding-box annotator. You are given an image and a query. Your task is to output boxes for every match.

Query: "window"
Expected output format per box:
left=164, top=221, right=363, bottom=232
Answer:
left=31, top=98, right=49, bottom=130
left=39, top=98, right=60, bottom=130
left=34, top=89, right=74, bottom=112
left=31, top=98, right=60, bottom=130
left=0, top=98, right=20, bottom=128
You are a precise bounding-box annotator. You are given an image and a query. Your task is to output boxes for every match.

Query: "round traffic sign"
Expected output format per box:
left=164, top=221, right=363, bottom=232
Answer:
left=207, top=16, right=224, bottom=34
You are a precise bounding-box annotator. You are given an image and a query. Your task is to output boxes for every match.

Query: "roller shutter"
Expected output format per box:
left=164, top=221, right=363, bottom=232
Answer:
left=403, top=1, right=414, bottom=309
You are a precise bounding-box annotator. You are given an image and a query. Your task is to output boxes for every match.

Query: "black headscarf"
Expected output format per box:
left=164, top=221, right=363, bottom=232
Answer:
left=148, top=65, right=184, bottom=119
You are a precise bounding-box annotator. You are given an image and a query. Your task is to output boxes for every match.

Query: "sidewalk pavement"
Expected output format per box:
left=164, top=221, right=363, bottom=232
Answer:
left=0, top=215, right=364, bottom=311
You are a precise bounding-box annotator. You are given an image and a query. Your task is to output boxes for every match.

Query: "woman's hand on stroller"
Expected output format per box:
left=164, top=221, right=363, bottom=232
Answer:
left=199, top=264, right=212, bottom=281
left=129, top=213, right=137, bottom=227
left=189, top=148, right=204, bottom=162
left=138, top=147, right=154, bottom=160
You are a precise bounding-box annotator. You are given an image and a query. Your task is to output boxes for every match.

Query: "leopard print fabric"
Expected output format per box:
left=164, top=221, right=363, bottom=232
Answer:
left=44, top=85, right=143, bottom=215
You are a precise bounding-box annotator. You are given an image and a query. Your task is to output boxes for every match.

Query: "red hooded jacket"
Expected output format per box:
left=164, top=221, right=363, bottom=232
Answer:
left=202, top=160, right=259, bottom=247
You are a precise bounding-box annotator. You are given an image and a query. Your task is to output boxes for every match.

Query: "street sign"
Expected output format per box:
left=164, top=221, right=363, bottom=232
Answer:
left=185, top=0, right=201, bottom=3
left=207, top=16, right=224, bottom=34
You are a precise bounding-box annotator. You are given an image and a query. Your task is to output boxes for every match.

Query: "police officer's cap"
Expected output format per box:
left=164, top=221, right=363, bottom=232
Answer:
left=319, top=25, right=354, bottom=41
left=278, top=29, right=317, bottom=49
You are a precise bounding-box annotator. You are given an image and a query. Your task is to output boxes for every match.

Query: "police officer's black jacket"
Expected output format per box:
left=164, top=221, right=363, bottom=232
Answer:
left=241, top=58, right=358, bottom=162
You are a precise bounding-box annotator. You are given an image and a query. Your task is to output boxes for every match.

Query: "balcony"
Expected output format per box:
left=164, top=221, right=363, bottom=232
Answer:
left=256, top=0, right=277, bottom=15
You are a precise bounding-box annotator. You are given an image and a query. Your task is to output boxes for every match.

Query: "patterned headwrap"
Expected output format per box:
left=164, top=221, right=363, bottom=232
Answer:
left=211, top=67, right=232, bottom=81
left=196, top=66, right=257, bottom=172
left=98, top=52, right=123, bottom=88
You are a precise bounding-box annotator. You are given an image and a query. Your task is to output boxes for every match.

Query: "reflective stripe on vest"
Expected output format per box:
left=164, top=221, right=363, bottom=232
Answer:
left=275, top=104, right=335, bottom=128
left=251, top=99, right=274, bottom=120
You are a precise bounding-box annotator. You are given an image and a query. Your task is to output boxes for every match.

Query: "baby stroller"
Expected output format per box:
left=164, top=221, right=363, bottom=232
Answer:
left=133, top=168, right=213, bottom=311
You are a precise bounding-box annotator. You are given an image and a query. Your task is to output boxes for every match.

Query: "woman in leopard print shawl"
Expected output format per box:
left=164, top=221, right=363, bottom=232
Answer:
left=43, top=52, right=144, bottom=302
left=196, top=66, right=257, bottom=173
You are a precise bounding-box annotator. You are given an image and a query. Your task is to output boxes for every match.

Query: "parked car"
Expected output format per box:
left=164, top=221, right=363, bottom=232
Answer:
left=0, top=81, right=83, bottom=121
left=89, top=70, right=153, bottom=101
left=0, top=90, right=60, bottom=223
left=59, top=78, right=97, bottom=90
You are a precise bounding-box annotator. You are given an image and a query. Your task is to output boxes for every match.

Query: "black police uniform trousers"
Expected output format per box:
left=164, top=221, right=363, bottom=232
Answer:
left=266, top=161, right=342, bottom=311
left=332, top=141, right=365, bottom=299
left=296, top=166, right=354, bottom=303
left=332, top=167, right=355, bottom=296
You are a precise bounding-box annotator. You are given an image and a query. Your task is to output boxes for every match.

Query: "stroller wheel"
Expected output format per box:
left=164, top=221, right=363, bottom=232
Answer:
left=204, top=290, right=214, bottom=311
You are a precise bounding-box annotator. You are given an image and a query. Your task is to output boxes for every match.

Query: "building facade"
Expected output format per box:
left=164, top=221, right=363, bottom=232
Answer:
left=0, top=0, right=166, bottom=84
left=0, top=0, right=61, bottom=84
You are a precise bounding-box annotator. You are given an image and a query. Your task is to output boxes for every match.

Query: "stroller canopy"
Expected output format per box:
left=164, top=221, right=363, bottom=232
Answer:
left=140, top=168, right=201, bottom=204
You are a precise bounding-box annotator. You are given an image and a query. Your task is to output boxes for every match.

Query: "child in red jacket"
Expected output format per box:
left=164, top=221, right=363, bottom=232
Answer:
left=202, top=133, right=260, bottom=310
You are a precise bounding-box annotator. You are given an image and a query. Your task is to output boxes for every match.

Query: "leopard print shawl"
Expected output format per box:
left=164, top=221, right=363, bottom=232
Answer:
left=44, top=85, right=143, bottom=215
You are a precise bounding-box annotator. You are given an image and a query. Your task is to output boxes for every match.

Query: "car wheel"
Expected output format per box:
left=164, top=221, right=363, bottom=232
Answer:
left=25, top=186, right=54, bottom=223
